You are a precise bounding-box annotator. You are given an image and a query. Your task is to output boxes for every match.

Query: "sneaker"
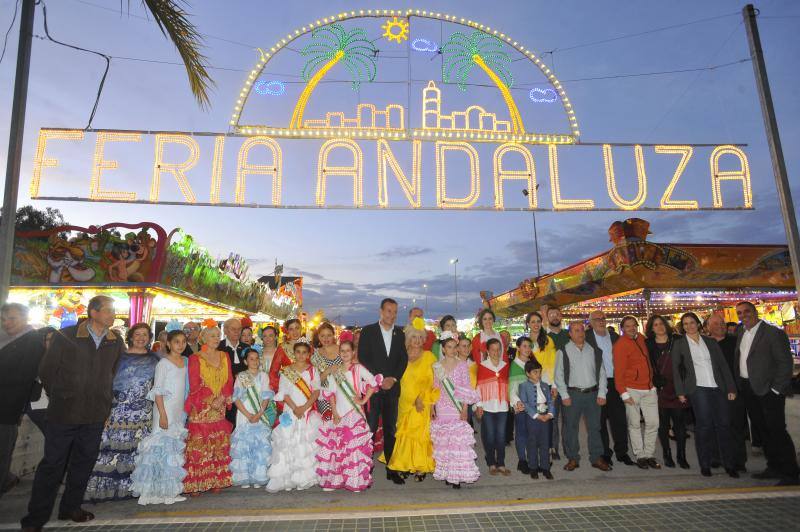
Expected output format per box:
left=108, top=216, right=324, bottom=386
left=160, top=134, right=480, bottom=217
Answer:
left=323, top=488, right=335, bottom=492
left=252, top=484, right=261, bottom=489
left=240, top=485, right=250, bottom=489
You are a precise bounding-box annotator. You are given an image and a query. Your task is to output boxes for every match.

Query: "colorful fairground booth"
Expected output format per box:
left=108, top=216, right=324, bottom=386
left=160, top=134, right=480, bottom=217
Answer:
left=7, top=222, right=302, bottom=330
left=485, top=218, right=799, bottom=351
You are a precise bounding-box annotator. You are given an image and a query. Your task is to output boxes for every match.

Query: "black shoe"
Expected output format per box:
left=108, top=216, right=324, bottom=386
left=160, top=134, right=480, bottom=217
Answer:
left=776, top=477, right=800, bottom=486
left=601, top=454, right=614, bottom=466
left=701, top=468, right=712, bottom=477
left=530, top=471, right=539, bottom=479
left=551, top=449, right=561, bottom=461
left=387, top=471, right=405, bottom=485
left=752, top=469, right=782, bottom=480
left=726, top=468, right=740, bottom=478
left=636, top=458, right=649, bottom=469
left=663, top=453, right=675, bottom=468
left=646, top=458, right=661, bottom=470
left=542, top=470, right=554, bottom=480
left=451, top=482, right=461, bottom=489
left=57, top=509, right=95, bottom=523
left=618, top=454, right=636, bottom=466
left=710, top=461, right=722, bottom=469
left=517, top=460, right=530, bottom=474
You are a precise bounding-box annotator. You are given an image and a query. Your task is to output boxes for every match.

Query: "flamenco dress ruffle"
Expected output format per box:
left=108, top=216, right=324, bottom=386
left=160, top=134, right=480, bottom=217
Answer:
left=316, top=410, right=373, bottom=491
left=388, top=408, right=435, bottom=474
left=183, top=418, right=233, bottom=493
left=130, top=424, right=187, bottom=505
left=230, top=421, right=272, bottom=486
left=266, top=412, right=321, bottom=492
left=431, top=418, right=480, bottom=484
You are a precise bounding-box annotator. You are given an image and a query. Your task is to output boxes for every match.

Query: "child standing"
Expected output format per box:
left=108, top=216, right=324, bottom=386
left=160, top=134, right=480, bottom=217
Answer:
left=431, top=332, right=481, bottom=489
left=509, top=336, right=533, bottom=474
left=267, top=338, right=321, bottom=492
left=130, top=331, right=188, bottom=505
left=316, top=341, right=380, bottom=492
left=518, top=359, right=555, bottom=479
left=230, top=348, right=277, bottom=489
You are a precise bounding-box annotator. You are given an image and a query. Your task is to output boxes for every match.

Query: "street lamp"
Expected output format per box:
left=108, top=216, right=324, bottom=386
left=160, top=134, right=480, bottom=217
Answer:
left=522, top=185, right=542, bottom=279
left=422, top=283, right=428, bottom=315
left=450, top=258, right=459, bottom=317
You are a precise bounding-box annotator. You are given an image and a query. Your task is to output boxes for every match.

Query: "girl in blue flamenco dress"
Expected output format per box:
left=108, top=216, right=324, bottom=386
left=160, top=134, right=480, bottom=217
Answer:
left=230, top=348, right=277, bottom=489
left=130, top=330, right=189, bottom=505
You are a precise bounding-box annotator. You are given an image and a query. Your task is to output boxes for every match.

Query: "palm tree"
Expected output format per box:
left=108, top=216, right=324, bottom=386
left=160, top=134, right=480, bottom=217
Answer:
left=441, top=31, right=524, bottom=134
left=140, top=0, right=213, bottom=108
left=290, top=24, right=378, bottom=129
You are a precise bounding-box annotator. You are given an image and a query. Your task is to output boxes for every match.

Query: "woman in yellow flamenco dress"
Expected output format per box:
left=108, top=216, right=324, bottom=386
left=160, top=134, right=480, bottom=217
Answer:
left=386, top=318, right=440, bottom=482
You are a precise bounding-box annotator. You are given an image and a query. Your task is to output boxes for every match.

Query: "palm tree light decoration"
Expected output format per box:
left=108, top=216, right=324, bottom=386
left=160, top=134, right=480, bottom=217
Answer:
left=441, top=31, right=524, bottom=134
left=290, top=24, right=378, bottom=129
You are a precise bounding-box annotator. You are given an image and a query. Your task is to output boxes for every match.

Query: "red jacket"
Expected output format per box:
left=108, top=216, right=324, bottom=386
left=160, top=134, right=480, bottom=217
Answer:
left=612, top=334, right=654, bottom=396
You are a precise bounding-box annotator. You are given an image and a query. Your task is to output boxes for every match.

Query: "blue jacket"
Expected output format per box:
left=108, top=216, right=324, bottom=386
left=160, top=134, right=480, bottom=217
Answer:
left=518, top=379, right=555, bottom=419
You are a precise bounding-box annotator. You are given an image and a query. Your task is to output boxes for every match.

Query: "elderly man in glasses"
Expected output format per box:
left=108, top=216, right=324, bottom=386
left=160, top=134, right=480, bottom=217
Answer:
left=181, top=321, right=201, bottom=357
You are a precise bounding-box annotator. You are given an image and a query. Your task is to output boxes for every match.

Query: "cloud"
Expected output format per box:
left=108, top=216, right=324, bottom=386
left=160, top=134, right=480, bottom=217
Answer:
left=375, top=246, right=433, bottom=259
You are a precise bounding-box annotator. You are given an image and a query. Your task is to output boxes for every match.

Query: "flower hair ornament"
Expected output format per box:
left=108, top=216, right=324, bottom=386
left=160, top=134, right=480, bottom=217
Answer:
left=439, top=330, right=458, bottom=343
left=164, top=319, right=183, bottom=332
left=201, top=318, right=218, bottom=329
left=411, top=317, right=426, bottom=331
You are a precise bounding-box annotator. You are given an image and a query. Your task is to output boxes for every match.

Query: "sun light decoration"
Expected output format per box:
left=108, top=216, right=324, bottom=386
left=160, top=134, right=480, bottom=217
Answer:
left=382, top=16, right=409, bottom=43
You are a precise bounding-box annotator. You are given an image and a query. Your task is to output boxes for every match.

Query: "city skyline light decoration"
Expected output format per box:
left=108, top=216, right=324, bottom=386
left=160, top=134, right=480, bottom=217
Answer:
left=29, top=10, right=755, bottom=213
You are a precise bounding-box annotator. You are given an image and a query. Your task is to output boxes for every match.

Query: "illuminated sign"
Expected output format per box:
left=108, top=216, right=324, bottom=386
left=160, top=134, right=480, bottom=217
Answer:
left=30, top=10, right=753, bottom=212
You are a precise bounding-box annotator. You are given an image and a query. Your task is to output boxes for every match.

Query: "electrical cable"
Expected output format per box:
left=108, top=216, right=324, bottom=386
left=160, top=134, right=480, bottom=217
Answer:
left=39, top=0, right=110, bottom=129
left=0, top=0, right=20, bottom=65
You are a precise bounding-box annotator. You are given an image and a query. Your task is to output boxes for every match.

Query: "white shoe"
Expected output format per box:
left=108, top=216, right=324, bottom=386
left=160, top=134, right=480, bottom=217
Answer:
left=253, top=484, right=261, bottom=489
left=173, top=496, right=186, bottom=503
left=241, top=484, right=250, bottom=489
left=323, top=487, right=335, bottom=492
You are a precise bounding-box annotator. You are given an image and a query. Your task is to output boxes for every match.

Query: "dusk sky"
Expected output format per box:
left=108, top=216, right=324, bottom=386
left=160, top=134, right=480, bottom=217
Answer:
left=1, top=0, right=799, bottom=325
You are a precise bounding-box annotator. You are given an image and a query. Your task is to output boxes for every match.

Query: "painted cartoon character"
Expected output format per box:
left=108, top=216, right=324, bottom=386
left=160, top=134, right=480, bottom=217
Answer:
left=50, top=291, right=86, bottom=329
left=107, top=243, right=131, bottom=282
left=46, top=237, right=95, bottom=283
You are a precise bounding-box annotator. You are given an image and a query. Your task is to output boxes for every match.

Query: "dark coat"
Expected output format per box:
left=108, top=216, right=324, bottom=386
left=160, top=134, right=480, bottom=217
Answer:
left=357, top=322, right=408, bottom=397
left=0, top=328, right=50, bottom=424
left=39, top=321, right=124, bottom=424
left=645, top=335, right=686, bottom=409
left=672, top=334, right=736, bottom=397
left=218, top=339, right=247, bottom=376
left=735, top=320, right=794, bottom=395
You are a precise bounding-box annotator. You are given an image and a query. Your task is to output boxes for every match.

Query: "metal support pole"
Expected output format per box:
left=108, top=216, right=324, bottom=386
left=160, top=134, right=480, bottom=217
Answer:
left=0, top=0, right=35, bottom=304
left=743, top=4, right=800, bottom=303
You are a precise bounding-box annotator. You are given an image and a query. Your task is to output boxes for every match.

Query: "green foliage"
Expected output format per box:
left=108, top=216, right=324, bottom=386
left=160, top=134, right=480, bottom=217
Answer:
left=1, top=205, right=67, bottom=232
left=300, top=23, right=377, bottom=89
left=441, top=31, right=513, bottom=91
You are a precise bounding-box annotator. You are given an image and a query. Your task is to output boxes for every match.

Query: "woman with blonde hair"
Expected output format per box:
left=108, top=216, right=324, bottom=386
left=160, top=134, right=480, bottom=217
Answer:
left=386, top=319, right=439, bottom=482
left=183, top=323, right=234, bottom=495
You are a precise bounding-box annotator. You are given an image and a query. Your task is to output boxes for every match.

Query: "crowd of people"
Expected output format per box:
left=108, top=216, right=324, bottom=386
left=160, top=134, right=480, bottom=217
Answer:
left=0, top=296, right=797, bottom=532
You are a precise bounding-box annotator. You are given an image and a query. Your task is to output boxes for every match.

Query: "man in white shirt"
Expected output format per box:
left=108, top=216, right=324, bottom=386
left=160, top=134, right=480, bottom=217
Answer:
left=735, top=302, right=799, bottom=486
left=554, top=322, right=610, bottom=473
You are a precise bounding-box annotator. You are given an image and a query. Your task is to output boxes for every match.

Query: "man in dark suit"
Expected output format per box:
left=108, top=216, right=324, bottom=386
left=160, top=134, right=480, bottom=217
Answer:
left=735, top=301, right=799, bottom=486
left=585, top=310, right=633, bottom=466
left=219, top=318, right=246, bottom=425
left=358, top=298, right=408, bottom=484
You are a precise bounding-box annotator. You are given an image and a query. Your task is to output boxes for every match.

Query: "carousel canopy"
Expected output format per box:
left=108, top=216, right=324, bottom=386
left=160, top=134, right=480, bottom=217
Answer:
left=486, top=218, right=795, bottom=319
